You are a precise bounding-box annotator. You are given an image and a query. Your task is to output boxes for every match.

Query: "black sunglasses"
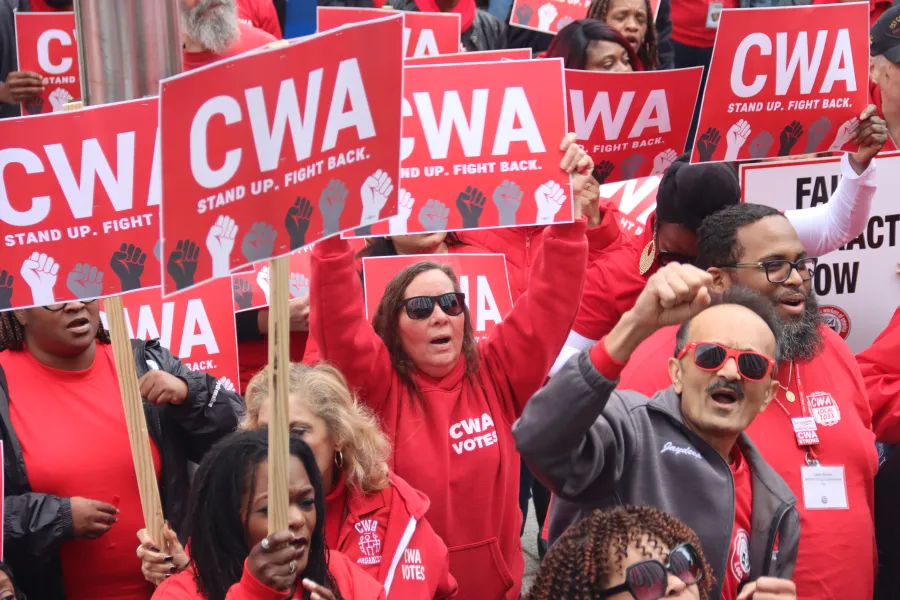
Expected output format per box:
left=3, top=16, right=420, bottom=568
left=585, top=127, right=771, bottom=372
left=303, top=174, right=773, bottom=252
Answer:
left=599, top=542, right=703, bottom=600
left=398, top=293, right=466, bottom=320
left=44, top=299, right=97, bottom=312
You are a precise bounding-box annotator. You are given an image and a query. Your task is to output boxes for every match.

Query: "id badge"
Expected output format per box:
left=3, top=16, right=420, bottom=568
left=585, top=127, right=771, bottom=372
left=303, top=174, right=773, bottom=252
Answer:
left=706, top=2, right=724, bottom=28
left=801, top=465, right=849, bottom=510
left=792, top=417, right=819, bottom=446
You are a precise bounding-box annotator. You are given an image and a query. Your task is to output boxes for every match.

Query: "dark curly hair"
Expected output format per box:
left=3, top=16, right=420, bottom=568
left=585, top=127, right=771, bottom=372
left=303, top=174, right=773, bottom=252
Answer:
left=696, top=203, right=784, bottom=270
left=587, top=0, right=659, bottom=70
left=525, top=506, right=714, bottom=600
left=0, top=309, right=110, bottom=352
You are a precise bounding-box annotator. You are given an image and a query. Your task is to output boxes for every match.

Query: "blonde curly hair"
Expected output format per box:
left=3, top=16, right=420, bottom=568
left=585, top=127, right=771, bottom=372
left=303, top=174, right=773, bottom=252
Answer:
left=243, top=362, right=391, bottom=494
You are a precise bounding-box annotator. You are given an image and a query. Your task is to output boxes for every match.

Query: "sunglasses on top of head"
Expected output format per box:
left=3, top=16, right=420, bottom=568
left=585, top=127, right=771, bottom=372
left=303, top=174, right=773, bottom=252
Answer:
left=599, top=542, right=704, bottom=600
left=678, top=341, right=775, bottom=381
left=398, top=293, right=466, bottom=320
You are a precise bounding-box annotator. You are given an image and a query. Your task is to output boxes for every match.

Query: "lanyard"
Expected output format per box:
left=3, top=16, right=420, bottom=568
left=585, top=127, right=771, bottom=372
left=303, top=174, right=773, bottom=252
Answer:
left=771, top=362, right=820, bottom=465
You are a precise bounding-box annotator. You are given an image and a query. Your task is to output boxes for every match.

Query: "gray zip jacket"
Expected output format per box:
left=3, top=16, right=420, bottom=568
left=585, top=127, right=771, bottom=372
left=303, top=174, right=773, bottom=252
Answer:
left=513, top=351, right=800, bottom=600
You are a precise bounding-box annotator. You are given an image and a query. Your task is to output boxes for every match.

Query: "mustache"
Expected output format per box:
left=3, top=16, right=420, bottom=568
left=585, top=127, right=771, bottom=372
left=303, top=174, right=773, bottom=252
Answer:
left=705, top=379, right=745, bottom=400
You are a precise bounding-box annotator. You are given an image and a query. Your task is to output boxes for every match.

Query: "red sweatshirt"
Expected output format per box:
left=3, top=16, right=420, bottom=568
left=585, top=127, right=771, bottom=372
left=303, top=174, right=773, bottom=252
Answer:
left=671, top=0, right=738, bottom=49
left=326, top=473, right=457, bottom=598
left=617, top=324, right=878, bottom=600
left=152, top=552, right=385, bottom=600
left=857, top=306, right=900, bottom=443
left=571, top=218, right=657, bottom=340
left=310, top=221, right=589, bottom=600
left=457, top=212, right=623, bottom=300
left=237, top=0, right=283, bottom=38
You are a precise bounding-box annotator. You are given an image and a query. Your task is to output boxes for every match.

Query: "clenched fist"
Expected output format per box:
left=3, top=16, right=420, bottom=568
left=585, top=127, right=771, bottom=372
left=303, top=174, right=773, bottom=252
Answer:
left=139, top=370, right=189, bottom=406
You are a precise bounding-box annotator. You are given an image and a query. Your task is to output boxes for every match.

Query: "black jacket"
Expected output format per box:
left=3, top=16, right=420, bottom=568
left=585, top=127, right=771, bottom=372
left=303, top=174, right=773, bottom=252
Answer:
left=0, top=339, right=245, bottom=600
left=390, top=0, right=508, bottom=52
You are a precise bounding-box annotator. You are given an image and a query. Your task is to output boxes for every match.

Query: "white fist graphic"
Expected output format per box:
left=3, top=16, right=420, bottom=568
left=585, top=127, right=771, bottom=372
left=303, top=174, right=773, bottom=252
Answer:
left=21, top=251, right=59, bottom=306
left=535, top=180, right=567, bottom=224
left=206, top=215, right=238, bottom=278
left=360, top=169, right=394, bottom=226
left=388, top=189, right=415, bottom=236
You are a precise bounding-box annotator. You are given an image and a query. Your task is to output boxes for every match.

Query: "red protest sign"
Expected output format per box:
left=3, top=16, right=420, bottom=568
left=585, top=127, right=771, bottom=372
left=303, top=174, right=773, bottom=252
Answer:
left=317, top=7, right=461, bottom=58
left=362, top=253, right=513, bottom=341
left=405, top=48, right=532, bottom=66
left=598, top=176, right=660, bottom=240
left=0, top=99, right=160, bottom=311
left=510, top=0, right=591, bottom=35
left=692, top=3, right=869, bottom=164
left=100, top=278, right=240, bottom=387
left=355, top=59, right=569, bottom=239
left=568, top=67, right=702, bottom=184
left=159, top=16, right=403, bottom=296
left=14, top=12, right=80, bottom=116
left=232, top=247, right=313, bottom=312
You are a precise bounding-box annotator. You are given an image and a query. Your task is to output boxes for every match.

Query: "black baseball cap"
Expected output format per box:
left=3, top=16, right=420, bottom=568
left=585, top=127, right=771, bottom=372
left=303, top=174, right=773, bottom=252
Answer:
left=871, top=5, right=900, bottom=64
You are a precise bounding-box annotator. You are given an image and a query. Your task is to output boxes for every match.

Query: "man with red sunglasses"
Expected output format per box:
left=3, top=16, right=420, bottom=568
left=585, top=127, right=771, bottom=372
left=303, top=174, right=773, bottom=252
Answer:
left=613, top=203, right=881, bottom=599
left=513, top=263, right=799, bottom=600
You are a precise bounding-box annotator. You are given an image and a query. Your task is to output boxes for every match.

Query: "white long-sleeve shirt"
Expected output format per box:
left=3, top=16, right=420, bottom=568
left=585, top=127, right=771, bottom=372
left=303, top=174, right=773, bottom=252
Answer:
left=549, top=154, right=878, bottom=376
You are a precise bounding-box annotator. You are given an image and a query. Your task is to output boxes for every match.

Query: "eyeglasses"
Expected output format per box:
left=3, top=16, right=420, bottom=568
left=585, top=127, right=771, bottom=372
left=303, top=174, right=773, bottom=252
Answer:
left=726, top=257, right=818, bottom=284
left=599, top=542, right=704, bottom=600
left=656, top=250, right=697, bottom=267
left=398, top=293, right=466, bottom=320
left=43, top=299, right=97, bottom=312
left=678, top=341, right=775, bottom=381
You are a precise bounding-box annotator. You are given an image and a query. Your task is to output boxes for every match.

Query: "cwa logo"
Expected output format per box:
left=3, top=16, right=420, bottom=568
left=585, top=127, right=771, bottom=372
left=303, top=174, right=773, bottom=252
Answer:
left=449, top=412, right=498, bottom=455
left=819, top=305, right=850, bottom=340
left=731, top=529, right=751, bottom=582
left=354, top=519, right=382, bottom=565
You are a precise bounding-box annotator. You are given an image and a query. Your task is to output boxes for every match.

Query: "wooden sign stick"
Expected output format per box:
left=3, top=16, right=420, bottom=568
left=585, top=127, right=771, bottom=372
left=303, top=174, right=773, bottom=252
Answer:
left=266, top=255, right=292, bottom=534
left=62, top=101, right=166, bottom=547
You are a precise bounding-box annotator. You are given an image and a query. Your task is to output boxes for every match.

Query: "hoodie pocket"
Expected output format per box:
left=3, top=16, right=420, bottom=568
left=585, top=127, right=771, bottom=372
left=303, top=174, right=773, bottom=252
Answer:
left=448, top=537, right=514, bottom=598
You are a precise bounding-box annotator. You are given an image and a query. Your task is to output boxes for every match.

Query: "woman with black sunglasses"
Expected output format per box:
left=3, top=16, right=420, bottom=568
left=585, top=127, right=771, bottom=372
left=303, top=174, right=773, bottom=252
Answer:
left=526, top=505, right=714, bottom=600
left=0, top=301, right=243, bottom=600
left=309, top=137, right=592, bottom=600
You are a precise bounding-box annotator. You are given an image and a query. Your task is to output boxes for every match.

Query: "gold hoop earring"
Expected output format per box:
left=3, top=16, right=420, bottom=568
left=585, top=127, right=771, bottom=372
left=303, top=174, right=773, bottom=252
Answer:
left=334, top=450, right=344, bottom=469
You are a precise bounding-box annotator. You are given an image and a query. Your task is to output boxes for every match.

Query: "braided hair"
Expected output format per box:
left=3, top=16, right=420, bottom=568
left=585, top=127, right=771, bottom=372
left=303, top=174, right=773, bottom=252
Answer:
left=185, top=429, right=343, bottom=600
left=586, top=0, right=660, bottom=70
left=525, top=506, right=714, bottom=600
left=0, top=310, right=110, bottom=352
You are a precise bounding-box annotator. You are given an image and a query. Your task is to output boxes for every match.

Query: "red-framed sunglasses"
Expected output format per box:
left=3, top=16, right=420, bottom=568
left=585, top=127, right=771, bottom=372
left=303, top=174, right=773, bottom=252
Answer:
left=677, top=342, right=775, bottom=381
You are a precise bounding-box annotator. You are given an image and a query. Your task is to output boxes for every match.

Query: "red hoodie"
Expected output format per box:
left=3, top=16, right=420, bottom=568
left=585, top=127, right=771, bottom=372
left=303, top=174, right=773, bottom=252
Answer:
left=457, top=213, right=623, bottom=300
left=326, top=473, right=458, bottom=599
left=615, top=324, right=878, bottom=600
left=237, top=0, right=283, bottom=38
left=310, top=221, right=589, bottom=599
left=152, top=551, right=385, bottom=600
left=857, top=306, right=900, bottom=443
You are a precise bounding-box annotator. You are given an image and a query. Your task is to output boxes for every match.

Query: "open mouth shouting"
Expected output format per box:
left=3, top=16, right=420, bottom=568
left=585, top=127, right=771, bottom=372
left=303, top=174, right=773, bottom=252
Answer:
left=777, top=291, right=806, bottom=316
left=706, top=383, right=745, bottom=408
left=65, top=316, right=91, bottom=335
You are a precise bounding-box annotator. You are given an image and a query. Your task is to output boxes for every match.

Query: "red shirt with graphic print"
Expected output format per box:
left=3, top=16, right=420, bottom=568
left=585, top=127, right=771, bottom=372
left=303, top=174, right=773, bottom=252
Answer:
left=722, top=447, right=753, bottom=600
left=617, top=325, right=878, bottom=600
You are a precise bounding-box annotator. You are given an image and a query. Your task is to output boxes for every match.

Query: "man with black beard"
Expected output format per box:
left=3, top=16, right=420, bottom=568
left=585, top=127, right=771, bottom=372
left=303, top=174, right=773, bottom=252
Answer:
left=610, top=202, right=879, bottom=599
left=181, top=0, right=275, bottom=72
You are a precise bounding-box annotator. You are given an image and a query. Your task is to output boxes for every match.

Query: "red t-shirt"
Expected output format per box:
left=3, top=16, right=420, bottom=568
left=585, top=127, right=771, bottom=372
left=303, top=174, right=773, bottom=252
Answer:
left=671, top=0, right=739, bottom=49
left=182, top=22, right=277, bottom=72
left=0, top=345, right=162, bottom=600
left=722, top=447, right=753, bottom=600
left=618, top=325, right=878, bottom=599
left=237, top=0, right=283, bottom=39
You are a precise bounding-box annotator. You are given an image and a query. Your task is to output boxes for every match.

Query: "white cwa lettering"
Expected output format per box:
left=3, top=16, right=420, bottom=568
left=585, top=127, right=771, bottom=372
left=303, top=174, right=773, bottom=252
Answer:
left=403, top=28, right=439, bottom=57
left=37, top=28, right=76, bottom=74
left=730, top=29, right=856, bottom=98
left=570, top=89, right=671, bottom=141
left=189, top=58, right=376, bottom=189
left=0, top=127, right=161, bottom=227
left=121, top=298, right=219, bottom=358
left=457, top=275, right=503, bottom=332
left=403, top=86, right=545, bottom=160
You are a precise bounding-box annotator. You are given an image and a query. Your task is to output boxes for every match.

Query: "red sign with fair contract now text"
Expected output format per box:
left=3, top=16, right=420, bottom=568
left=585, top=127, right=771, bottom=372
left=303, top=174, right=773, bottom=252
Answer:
left=14, top=12, right=80, bottom=116
left=692, top=3, right=869, bottom=164
left=158, top=16, right=403, bottom=296
left=362, top=253, right=513, bottom=342
left=405, top=48, right=532, bottom=66
left=567, top=67, right=702, bottom=184
left=348, top=59, right=572, bottom=239
left=317, top=7, right=461, bottom=58
left=0, top=99, right=161, bottom=311
left=100, top=278, right=240, bottom=387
